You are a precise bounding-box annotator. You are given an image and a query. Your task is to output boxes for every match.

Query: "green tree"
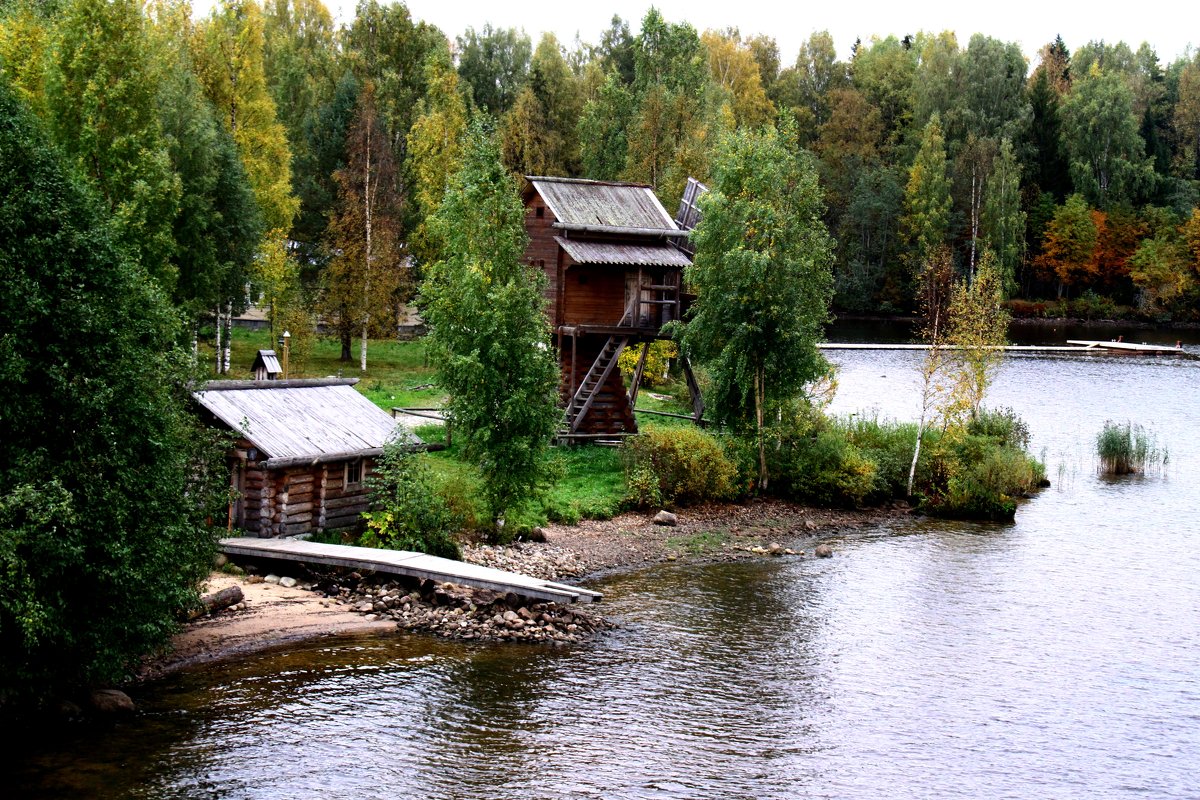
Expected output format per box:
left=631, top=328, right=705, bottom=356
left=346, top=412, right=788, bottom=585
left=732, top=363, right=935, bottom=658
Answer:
left=455, top=23, right=531, bottom=116
left=0, top=81, right=227, bottom=702
left=901, top=115, right=952, bottom=273
left=680, top=126, right=835, bottom=490
left=193, top=0, right=298, bottom=234
left=420, top=121, right=561, bottom=532
left=148, top=0, right=263, bottom=331
left=501, top=33, right=582, bottom=176
left=1128, top=228, right=1192, bottom=313
left=1061, top=64, right=1152, bottom=208
left=981, top=137, right=1025, bottom=296
left=293, top=69, right=357, bottom=247
left=406, top=48, right=467, bottom=264
left=578, top=68, right=634, bottom=180
left=46, top=0, right=181, bottom=289
left=321, top=81, right=405, bottom=369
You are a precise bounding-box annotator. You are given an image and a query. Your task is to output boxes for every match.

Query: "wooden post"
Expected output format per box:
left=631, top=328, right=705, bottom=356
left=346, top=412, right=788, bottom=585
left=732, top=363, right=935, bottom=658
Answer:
left=628, top=341, right=650, bottom=407
left=681, top=354, right=705, bottom=423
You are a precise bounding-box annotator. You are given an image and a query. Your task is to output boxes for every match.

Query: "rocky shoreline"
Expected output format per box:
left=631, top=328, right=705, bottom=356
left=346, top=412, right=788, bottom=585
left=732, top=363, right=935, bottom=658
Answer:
left=140, top=498, right=906, bottom=681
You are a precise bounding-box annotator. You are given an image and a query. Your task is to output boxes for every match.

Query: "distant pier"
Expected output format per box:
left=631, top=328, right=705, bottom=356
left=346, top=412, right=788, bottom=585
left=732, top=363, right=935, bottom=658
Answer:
left=818, top=340, right=1189, bottom=357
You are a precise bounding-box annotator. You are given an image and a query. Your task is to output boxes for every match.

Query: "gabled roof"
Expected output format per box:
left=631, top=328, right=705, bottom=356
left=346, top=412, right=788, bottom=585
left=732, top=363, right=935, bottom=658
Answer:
left=193, top=378, right=403, bottom=465
left=554, top=236, right=692, bottom=268
left=527, top=176, right=680, bottom=232
left=251, top=349, right=281, bottom=374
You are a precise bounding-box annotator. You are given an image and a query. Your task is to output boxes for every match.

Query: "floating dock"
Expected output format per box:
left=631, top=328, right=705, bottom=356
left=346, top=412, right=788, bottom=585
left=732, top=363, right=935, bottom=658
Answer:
left=220, top=537, right=602, bottom=604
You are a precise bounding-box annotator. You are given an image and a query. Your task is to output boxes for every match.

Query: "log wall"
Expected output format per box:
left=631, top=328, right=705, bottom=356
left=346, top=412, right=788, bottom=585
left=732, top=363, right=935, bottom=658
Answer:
left=233, top=456, right=375, bottom=538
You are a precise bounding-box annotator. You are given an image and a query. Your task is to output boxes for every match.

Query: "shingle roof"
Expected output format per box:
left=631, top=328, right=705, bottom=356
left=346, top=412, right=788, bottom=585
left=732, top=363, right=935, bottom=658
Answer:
left=193, top=379, right=402, bottom=461
left=554, top=236, right=692, bottom=267
left=528, top=177, right=679, bottom=231
left=251, top=350, right=282, bottom=374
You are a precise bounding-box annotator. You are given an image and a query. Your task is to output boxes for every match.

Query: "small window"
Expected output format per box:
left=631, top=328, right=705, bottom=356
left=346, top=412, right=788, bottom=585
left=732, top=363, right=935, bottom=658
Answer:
left=535, top=206, right=544, bottom=218
left=345, top=460, right=362, bottom=486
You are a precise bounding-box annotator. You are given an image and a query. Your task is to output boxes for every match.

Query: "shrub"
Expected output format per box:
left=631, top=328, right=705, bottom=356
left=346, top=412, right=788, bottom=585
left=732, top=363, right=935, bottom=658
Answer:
left=361, top=440, right=461, bottom=559
left=618, top=340, right=677, bottom=388
left=838, top=414, right=921, bottom=502
left=968, top=406, right=1031, bottom=450
left=920, top=431, right=1046, bottom=521
left=768, top=417, right=878, bottom=508
left=622, top=427, right=739, bottom=508
left=1096, top=421, right=1163, bottom=475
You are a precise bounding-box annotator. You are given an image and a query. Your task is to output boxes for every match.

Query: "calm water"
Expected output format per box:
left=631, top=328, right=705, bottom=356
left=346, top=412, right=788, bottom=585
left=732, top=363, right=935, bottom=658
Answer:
left=11, top=335, right=1200, bottom=799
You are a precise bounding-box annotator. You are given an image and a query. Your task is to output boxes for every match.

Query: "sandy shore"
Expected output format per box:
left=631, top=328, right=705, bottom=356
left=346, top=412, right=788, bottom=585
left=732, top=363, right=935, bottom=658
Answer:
left=139, top=498, right=905, bottom=681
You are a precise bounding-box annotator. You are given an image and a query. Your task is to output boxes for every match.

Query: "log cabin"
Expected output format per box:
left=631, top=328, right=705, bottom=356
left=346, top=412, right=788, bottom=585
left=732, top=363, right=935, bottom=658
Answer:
left=522, top=176, right=704, bottom=436
left=193, top=378, right=409, bottom=537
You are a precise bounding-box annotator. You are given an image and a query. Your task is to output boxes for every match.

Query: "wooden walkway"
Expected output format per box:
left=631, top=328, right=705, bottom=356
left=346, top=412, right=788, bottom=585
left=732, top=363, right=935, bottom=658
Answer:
left=219, top=538, right=602, bottom=604
left=819, top=341, right=1188, bottom=356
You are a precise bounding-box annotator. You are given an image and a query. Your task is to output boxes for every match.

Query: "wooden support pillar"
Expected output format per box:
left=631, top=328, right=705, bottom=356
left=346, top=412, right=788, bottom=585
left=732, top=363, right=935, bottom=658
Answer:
left=628, top=341, right=650, bottom=408
left=680, top=353, right=705, bottom=424
left=317, top=464, right=328, bottom=531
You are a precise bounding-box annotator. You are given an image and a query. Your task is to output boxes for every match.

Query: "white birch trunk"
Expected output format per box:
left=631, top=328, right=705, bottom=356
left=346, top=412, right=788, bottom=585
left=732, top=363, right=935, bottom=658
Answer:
left=223, top=302, right=232, bottom=374
left=214, top=306, right=222, bottom=374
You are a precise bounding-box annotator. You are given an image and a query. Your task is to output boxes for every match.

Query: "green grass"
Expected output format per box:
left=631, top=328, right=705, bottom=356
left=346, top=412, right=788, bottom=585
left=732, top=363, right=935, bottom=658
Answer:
left=1096, top=420, right=1164, bottom=475
left=666, top=529, right=731, bottom=556
left=201, top=328, right=444, bottom=411
left=544, top=446, right=626, bottom=524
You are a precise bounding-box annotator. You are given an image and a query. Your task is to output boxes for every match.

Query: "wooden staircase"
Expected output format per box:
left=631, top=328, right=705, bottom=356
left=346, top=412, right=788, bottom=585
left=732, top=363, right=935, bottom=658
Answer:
left=564, top=335, right=629, bottom=433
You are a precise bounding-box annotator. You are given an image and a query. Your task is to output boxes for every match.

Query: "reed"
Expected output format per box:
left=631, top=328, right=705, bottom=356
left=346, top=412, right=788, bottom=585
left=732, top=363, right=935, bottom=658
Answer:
left=1096, top=421, right=1163, bottom=475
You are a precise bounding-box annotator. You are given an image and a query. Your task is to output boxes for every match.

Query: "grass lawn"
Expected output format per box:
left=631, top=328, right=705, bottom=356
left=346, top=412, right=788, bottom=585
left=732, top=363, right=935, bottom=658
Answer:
left=201, top=327, right=445, bottom=411
left=201, top=329, right=709, bottom=531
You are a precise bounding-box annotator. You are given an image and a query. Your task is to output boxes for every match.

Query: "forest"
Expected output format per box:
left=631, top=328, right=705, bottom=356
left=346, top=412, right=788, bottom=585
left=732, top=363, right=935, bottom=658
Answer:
left=2, top=0, right=1200, bottom=353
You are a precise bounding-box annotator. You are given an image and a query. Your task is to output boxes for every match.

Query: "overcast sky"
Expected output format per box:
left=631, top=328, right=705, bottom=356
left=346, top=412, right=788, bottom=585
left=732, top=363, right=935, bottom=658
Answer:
left=309, top=0, right=1195, bottom=67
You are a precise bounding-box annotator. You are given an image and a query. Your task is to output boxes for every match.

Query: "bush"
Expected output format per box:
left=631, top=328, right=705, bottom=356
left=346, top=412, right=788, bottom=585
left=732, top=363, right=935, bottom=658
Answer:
left=839, top=414, right=921, bottom=502
left=968, top=407, right=1031, bottom=450
left=361, top=440, right=462, bottom=559
left=1096, top=420, right=1163, bottom=475
left=767, top=413, right=878, bottom=508
left=920, top=431, right=1046, bottom=521
left=622, top=427, right=739, bottom=508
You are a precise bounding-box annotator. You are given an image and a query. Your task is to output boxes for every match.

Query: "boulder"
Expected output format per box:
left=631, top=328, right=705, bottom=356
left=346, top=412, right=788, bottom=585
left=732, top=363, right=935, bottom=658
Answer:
left=653, top=510, right=678, bottom=526
left=815, top=543, right=833, bottom=558
left=278, top=576, right=297, bottom=588
left=768, top=542, right=784, bottom=556
left=89, top=689, right=135, bottom=715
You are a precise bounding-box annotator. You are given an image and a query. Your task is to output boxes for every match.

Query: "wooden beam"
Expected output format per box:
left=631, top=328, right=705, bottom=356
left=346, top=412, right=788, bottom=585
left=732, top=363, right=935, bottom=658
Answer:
left=628, top=341, right=650, bottom=408
left=680, top=353, right=705, bottom=423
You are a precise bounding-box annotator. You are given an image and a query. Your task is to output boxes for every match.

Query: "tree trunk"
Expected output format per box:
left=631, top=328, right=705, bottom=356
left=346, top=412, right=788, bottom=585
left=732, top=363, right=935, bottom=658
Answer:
left=360, top=322, right=368, bottom=372
left=755, top=363, right=768, bottom=492
left=223, top=302, right=233, bottom=374
left=214, top=306, right=222, bottom=374
left=340, top=328, right=352, bottom=361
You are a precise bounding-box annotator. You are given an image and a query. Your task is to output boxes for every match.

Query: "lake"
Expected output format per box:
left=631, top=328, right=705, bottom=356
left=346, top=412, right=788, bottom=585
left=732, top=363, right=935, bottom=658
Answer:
left=11, top=327, right=1200, bottom=799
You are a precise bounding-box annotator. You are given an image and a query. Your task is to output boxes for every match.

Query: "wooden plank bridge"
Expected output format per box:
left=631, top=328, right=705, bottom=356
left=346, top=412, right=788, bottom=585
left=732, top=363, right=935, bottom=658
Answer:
left=220, top=537, right=602, bottom=604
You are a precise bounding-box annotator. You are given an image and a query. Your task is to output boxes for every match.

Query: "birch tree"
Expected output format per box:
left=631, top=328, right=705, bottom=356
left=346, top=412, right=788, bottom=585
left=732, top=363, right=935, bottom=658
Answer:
left=321, top=81, right=403, bottom=369
left=680, top=125, right=834, bottom=491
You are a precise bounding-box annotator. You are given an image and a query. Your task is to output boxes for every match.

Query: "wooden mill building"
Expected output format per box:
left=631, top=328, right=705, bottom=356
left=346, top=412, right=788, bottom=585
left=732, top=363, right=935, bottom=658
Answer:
left=193, top=378, right=408, bottom=537
left=522, top=176, right=704, bottom=436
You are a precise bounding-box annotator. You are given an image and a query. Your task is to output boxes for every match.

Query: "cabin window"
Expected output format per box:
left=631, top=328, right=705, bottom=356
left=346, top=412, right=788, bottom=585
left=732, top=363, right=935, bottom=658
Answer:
left=535, top=206, right=544, bottom=218
left=345, top=460, right=363, bottom=487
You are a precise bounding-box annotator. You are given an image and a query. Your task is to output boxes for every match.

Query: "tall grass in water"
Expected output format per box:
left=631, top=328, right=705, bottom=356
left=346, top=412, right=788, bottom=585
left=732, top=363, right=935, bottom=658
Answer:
left=1096, top=421, right=1164, bottom=475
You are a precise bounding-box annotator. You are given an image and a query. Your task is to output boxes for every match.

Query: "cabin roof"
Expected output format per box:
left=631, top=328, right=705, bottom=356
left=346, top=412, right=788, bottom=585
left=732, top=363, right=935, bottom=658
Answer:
left=526, top=176, right=680, bottom=232
left=193, top=378, right=402, bottom=461
left=554, top=236, right=692, bottom=268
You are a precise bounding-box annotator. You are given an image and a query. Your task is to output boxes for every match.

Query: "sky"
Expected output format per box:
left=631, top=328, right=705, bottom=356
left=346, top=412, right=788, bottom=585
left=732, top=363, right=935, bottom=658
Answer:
left=251, top=0, right=1199, bottom=67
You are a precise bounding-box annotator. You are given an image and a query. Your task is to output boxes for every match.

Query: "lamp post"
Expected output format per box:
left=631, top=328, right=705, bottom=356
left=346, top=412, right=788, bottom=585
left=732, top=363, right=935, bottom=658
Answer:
left=281, top=330, right=290, bottom=379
